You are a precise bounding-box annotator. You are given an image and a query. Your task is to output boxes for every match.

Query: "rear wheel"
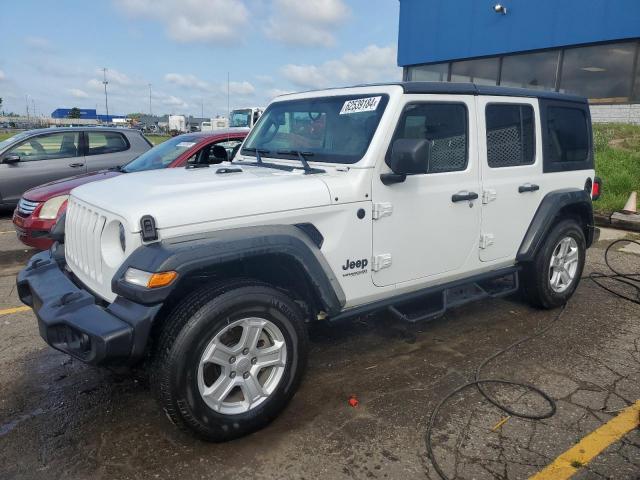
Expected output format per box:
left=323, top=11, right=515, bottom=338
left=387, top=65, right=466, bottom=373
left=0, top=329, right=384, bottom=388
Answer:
left=151, top=281, right=308, bottom=441
left=522, top=219, right=586, bottom=309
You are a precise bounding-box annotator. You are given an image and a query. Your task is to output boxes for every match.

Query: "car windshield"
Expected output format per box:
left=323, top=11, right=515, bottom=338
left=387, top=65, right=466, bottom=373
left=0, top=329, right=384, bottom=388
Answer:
left=122, top=135, right=201, bottom=172
left=229, top=109, right=252, bottom=127
left=0, top=131, right=31, bottom=150
left=241, top=94, right=388, bottom=164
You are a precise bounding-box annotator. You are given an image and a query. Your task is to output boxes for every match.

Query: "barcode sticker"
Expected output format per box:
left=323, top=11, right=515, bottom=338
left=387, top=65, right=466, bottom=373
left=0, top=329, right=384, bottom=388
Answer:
left=340, top=96, right=382, bottom=115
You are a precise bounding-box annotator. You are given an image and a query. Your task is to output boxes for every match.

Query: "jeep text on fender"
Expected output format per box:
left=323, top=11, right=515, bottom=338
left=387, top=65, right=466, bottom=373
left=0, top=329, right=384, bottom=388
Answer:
left=18, top=82, right=599, bottom=441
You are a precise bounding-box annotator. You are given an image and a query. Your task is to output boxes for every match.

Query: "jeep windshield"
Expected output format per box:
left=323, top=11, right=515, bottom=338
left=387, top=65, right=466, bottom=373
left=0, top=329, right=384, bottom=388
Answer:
left=121, top=135, right=201, bottom=173
left=230, top=109, right=252, bottom=127
left=241, top=94, right=389, bottom=164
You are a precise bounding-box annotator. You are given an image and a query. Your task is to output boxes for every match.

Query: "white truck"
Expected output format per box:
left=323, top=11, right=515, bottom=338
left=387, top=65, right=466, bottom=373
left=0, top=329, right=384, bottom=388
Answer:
left=229, top=107, right=263, bottom=128
left=168, top=115, right=187, bottom=133
left=18, top=82, right=600, bottom=442
left=201, top=116, right=230, bottom=132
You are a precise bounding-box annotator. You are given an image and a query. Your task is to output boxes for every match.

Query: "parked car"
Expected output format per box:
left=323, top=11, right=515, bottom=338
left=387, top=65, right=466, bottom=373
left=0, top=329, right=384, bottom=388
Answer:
left=0, top=127, right=152, bottom=210
left=18, top=83, right=600, bottom=441
left=13, top=129, right=248, bottom=249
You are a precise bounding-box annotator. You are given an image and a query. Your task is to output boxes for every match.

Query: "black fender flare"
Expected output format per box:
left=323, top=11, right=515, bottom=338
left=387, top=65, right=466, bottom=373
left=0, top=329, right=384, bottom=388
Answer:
left=111, top=225, right=346, bottom=315
left=516, top=188, right=594, bottom=263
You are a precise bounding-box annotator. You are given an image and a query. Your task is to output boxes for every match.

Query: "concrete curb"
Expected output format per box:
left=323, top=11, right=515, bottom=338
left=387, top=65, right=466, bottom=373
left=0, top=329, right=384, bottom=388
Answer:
left=594, top=212, right=640, bottom=232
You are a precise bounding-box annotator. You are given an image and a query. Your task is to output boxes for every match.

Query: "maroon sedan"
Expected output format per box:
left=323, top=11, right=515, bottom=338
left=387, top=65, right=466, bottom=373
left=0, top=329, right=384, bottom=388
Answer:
left=13, top=129, right=248, bottom=250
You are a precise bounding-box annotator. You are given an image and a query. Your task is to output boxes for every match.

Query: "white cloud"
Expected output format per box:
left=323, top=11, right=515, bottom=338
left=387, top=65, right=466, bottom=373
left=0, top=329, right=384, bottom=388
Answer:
left=267, top=88, right=294, bottom=99
left=25, top=36, right=54, bottom=52
left=282, top=44, right=401, bottom=89
left=265, top=0, right=350, bottom=47
left=115, top=0, right=249, bottom=43
left=227, top=81, right=255, bottom=96
left=164, top=73, right=209, bottom=90
left=69, top=88, right=89, bottom=98
left=0, top=70, right=5, bottom=81
left=96, top=67, right=131, bottom=85
left=160, top=94, right=188, bottom=109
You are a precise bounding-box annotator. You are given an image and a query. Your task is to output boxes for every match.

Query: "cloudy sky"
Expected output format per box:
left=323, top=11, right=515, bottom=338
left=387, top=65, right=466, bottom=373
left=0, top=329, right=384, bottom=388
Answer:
left=1, top=0, right=401, bottom=118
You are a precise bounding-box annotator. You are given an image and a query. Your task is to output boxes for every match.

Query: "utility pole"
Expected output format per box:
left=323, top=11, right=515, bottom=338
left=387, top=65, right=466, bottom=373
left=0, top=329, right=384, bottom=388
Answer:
left=25, top=94, right=30, bottom=123
left=102, top=67, right=109, bottom=119
left=148, top=83, right=152, bottom=116
left=201, top=100, right=204, bottom=119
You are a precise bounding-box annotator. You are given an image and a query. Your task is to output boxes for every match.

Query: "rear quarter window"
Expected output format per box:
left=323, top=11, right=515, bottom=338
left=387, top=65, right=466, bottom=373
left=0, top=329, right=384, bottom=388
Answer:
left=540, top=100, right=593, bottom=173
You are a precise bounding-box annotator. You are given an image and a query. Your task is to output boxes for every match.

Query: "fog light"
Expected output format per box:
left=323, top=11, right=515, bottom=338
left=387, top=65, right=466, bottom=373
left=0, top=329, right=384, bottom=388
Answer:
left=124, top=268, right=177, bottom=288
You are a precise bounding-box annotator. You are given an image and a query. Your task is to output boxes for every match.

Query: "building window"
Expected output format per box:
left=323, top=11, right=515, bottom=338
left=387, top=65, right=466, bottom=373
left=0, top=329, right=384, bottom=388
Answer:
left=486, top=104, right=535, bottom=168
left=451, top=58, right=499, bottom=85
left=408, top=63, right=449, bottom=82
left=500, top=51, right=559, bottom=91
left=546, top=107, right=589, bottom=163
left=389, top=103, right=468, bottom=173
left=560, top=42, right=636, bottom=103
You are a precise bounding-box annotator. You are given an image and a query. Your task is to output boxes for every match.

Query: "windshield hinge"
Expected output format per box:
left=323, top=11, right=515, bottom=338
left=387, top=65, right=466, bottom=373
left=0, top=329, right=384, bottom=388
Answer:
left=372, top=202, right=393, bottom=220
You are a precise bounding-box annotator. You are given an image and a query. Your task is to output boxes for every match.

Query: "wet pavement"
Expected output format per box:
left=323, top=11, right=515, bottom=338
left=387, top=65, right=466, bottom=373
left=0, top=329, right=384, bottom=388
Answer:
left=0, top=214, right=639, bottom=480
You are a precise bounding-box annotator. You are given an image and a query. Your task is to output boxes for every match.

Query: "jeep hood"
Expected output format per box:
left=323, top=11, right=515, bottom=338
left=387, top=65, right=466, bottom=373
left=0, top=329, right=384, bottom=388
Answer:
left=70, top=164, right=332, bottom=232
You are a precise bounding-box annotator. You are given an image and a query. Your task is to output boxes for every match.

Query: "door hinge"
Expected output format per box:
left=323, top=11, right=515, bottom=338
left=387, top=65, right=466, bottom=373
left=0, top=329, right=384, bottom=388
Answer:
left=372, top=202, right=393, bottom=220
left=479, top=233, right=495, bottom=249
left=482, top=189, right=497, bottom=204
left=372, top=253, right=392, bottom=271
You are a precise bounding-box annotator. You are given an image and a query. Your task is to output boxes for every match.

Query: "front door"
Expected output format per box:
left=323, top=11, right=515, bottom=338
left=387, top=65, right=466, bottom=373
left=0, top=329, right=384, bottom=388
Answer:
left=477, top=97, right=543, bottom=262
left=0, top=131, right=84, bottom=204
left=372, top=95, right=481, bottom=287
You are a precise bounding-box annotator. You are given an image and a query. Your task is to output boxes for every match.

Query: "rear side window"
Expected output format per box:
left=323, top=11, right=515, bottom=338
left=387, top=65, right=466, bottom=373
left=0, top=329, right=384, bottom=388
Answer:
left=86, top=131, right=129, bottom=156
left=485, top=104, right=535, bottom=167
left=546, top=107, right=589, bottom=163
left=389, top=103, right=468, bottom=173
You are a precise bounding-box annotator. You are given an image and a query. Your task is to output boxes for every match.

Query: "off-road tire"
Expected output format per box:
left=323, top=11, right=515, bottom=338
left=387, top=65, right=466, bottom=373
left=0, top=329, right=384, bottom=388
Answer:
left=522, top=219, right=586, bottom=309
left=150, top=280, right=308, bottom=441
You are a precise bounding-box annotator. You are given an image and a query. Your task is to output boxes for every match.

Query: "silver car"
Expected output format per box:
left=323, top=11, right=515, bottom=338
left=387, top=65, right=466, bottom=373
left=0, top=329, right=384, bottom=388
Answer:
left=0, top=127, right=152, bottom=208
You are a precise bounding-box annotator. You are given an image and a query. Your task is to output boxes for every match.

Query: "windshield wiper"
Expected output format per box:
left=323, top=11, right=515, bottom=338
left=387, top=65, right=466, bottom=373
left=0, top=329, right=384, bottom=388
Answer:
left=276, top=150, right=324, bottom=174
left=242, top=147, right=270, bottom=165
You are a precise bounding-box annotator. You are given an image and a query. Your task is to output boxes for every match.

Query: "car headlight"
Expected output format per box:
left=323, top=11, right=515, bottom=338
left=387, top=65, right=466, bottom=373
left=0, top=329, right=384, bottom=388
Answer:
left=38, top=195, right=69, bottom=220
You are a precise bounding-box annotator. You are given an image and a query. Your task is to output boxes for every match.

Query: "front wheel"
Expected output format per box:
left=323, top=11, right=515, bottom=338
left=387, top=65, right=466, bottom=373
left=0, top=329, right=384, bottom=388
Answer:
left=152, top=281, right=308, bottom=441
left=522, top=219, right=586, bottom=309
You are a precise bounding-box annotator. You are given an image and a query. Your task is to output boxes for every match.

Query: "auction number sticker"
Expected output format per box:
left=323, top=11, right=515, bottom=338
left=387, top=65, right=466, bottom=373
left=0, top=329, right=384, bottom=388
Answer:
left=340, top=96, right=381, bottom=115
left=176, top=142, right=196, bottom=148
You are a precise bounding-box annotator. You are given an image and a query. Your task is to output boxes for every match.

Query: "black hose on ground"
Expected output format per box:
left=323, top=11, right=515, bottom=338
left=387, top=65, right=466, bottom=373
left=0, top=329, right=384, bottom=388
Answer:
left=425, top=238, right=640, bottom=480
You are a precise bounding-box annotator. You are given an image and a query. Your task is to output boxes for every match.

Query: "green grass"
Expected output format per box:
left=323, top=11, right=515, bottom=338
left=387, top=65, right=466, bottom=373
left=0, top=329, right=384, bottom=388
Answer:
left=146, top=134, right=170, bottom=145
left=593, top=123, right=640, bottom=214
left=0, top=132, right=14, bottom=142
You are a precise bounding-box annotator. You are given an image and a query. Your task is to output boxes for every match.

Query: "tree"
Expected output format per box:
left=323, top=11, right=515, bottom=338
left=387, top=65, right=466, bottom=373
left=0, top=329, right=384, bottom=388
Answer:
left=68, top=107, right=81, bottom=119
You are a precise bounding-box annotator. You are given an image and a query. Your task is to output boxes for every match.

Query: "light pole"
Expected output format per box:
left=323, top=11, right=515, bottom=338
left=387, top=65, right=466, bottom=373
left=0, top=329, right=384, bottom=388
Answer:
left=25, top=94, right=30, bottom=123
left=102, top=67, right=109, bottom=119
left=148, top=83, right=152, bottom=116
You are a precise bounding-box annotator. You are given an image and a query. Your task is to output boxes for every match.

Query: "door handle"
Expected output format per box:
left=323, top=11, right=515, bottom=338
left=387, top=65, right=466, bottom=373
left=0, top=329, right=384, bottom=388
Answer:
left=518, top=183, right=540, bottom=193
left=451, top=191, right=479, bottom=203
left=69, top=163, right=85, bottom=168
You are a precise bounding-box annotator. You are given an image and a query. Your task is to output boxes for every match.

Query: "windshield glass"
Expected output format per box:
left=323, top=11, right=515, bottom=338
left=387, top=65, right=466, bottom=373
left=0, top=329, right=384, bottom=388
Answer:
left=229, top=109, right=252, bottom=127
left=122, top=135, right=200, bottom=172
left=0, top=131, right=31, bottom=150
left=241, top=94, right=388, bottom=164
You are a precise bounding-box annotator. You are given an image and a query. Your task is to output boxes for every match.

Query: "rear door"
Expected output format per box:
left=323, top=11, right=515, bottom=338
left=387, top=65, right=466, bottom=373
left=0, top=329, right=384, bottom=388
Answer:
left=83, top=130, right=133, bottom=172
left=477, top=96, right=543, bottom=262
left=0, top=131, right=84, bottom=204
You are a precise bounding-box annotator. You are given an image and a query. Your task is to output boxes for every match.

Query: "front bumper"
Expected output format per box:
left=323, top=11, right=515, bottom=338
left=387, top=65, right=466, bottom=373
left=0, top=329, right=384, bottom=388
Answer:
left=12, top=210, right=55, bottom=250
left=17, top=248, right=161, bottom=366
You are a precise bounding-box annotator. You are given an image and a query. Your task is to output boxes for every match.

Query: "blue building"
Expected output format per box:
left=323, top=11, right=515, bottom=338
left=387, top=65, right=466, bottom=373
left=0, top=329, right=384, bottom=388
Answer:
left=51, top=108, right=126, bottom=123
left=398, top=0, right=640, bottom=113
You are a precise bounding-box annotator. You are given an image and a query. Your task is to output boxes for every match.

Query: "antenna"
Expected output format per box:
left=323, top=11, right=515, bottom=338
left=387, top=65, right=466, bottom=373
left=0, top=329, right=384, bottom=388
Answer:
left=227, top=72, right=230, bottom=143
left=102, top=67, right=109, bottom=121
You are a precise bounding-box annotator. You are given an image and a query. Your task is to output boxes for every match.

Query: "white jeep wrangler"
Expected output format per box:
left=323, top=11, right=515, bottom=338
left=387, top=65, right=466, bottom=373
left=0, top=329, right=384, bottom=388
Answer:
left=18, top=82, right=600, bottom=441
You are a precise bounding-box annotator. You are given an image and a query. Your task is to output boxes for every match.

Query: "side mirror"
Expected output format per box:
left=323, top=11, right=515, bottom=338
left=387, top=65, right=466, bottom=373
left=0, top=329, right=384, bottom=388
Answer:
left=210, top=145, right=229, bottom=164
left=381, top=139, right=431, bottom=185
left=1, top=154, right=20, bottom=164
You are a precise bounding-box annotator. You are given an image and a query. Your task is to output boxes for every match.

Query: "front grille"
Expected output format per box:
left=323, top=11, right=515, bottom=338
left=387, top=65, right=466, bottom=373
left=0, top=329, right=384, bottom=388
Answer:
left=17, top=198, right=40, bottom=216
left=65, top=198, right=106, bottom=284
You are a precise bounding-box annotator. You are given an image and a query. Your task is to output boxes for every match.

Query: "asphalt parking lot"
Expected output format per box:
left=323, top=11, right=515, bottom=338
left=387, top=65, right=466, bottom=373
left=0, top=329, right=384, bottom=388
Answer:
left=0, top=212, right=638, bottom=480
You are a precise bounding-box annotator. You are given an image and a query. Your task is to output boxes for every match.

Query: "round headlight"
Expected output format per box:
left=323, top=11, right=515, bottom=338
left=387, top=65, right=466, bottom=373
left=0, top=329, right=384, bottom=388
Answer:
left=118, top=223, right=126, bottom=252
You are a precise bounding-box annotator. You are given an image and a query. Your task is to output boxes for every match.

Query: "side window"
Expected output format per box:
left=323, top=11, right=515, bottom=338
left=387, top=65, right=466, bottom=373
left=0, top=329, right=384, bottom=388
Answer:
left=9, top=132, right=80, bottom=161
left=390, top=103, right=468, bottom=173
left=86, top=132, right=129, bottom=156
left=546, top=107, right=589, bottom=163
left=485, top=104, right=535, bottom=168
left=213, top=139, right=244, bottom=162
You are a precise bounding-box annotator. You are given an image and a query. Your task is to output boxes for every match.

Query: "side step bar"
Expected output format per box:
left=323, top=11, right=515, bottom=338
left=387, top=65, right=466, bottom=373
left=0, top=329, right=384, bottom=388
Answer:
left=329, top=266, right=520, bottom=323
left=387, top=270, right=519, bottom=323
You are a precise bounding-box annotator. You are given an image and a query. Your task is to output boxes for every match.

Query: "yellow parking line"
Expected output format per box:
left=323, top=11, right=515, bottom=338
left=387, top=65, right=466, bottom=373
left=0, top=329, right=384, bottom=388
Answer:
left=0, top=231, right=15, bottom=234
left=0, top=306, right=31, bottom=316
left=529, top=400, right=640, bottom=480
